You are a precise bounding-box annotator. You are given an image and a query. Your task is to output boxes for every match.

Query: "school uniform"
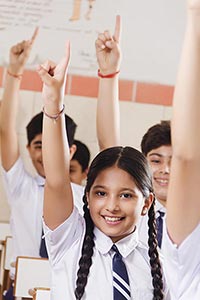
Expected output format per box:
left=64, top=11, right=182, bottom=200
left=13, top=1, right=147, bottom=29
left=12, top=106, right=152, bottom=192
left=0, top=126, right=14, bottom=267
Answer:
left=138, top=200, right=166, bottom=249
left=44, top=206, right=170, bottom=300
left=162, top=222, right=200, bottom=300
left=2, top=157, right=84, bottom=279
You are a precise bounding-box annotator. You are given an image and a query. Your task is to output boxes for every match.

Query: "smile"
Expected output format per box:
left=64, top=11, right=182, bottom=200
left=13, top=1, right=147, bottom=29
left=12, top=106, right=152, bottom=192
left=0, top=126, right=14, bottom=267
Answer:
left=103, top=216, right=124, bottom=224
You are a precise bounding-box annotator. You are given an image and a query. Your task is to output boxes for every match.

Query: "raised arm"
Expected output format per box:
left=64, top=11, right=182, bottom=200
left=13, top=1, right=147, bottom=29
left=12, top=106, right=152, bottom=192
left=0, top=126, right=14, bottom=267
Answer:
left=0, top=29, right=38, bottom=170
left=166, top=0, right=200, bottom=245
left=96, top=16, right=121, bottom=150
left=37, top=42, right=73, bottom=230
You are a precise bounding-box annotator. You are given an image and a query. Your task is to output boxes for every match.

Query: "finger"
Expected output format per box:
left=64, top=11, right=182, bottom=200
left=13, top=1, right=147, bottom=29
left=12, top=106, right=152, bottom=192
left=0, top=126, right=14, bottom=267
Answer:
left=98, top=33, right=107, bottom=43
left=30, top=27, right=39, bottom=45
left=95, top=39, right=106, bottom=50
left=113, top=15, right=121, bottom=43
left=59, top=40, right=70, bottom=75
left=104, top=30, right=112, bottom=41
left=37, top=64, right=54, bottom=86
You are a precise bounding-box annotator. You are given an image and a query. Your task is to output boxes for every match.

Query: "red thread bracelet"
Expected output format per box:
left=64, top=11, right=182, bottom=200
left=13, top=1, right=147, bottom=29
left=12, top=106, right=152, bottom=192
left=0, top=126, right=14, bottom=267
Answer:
left=7, top=70, right=23, bottom=80
left=97, top=69, right=120, bottom=78
left=43, top=104, right=65, bottom=123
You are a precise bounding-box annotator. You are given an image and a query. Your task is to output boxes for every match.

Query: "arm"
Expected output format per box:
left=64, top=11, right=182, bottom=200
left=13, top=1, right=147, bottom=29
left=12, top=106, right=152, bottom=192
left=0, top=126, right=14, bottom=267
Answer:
left=166, top=1, right=200, bottom=245
left=96, top=16, right=121, bottom=150
left=37, top=42, right=73, bottom=230
left=0, top=29, right=38, bottom=171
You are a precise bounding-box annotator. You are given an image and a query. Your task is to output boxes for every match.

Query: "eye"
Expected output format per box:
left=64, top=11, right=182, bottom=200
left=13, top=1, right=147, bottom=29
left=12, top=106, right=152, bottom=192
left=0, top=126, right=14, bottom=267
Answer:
left=151, top=159, right=160, bottom=164
left=96, top=191, right=106, bottom=197
left=120, top=193, right=133, bottom=199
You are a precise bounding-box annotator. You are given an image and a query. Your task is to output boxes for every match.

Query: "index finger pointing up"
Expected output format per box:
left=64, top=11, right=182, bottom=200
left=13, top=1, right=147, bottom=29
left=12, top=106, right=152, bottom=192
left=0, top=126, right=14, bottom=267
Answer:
left=30, top=27, right=39, bottom=45
left=113, top=15, right=121, bottom=43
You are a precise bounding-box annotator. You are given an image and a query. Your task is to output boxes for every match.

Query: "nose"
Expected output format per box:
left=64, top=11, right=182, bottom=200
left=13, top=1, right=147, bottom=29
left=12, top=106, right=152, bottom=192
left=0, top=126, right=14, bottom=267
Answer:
left=105, top=196, right=120, bottom=212
left=160, top=161, right=170, bottom=174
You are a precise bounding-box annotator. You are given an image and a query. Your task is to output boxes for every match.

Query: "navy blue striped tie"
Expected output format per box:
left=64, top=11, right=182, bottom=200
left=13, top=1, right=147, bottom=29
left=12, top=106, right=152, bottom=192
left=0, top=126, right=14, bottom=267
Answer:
left=156, top=211, right=165, bottom=248
left=112, top=244, right=131, bottom=300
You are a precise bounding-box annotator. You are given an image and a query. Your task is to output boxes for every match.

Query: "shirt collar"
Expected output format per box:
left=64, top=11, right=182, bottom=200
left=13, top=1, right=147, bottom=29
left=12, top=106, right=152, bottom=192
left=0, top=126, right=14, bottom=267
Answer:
left=155, top=199, right=166, bottom=214
left=94, top=226, right=140, bottom=258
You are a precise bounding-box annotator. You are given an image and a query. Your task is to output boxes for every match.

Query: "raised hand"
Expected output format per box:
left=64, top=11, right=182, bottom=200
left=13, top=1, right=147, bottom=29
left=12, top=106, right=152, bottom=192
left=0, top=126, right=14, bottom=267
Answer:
left=37, top=41, right=70, bottom=110
left=8, top=27, right=38, bottom=75
left=95, top=15, right=121, bottom=75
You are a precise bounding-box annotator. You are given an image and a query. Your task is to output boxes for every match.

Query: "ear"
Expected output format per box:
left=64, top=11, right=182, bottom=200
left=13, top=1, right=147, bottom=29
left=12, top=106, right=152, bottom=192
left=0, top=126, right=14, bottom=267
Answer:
left=82, top=167, right=89, bottom=180
left=141, top=193, right=154, bottom=216
left=26, top=144, right=31, bottom=154
left=69, top=144, right=77, bottom=160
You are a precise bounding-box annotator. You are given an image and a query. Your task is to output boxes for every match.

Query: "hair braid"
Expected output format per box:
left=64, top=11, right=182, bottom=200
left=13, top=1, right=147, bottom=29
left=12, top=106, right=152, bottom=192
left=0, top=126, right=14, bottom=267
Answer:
left=147, top=199, right=164, bottom=300
left=74, top=194, right=95, bottom=300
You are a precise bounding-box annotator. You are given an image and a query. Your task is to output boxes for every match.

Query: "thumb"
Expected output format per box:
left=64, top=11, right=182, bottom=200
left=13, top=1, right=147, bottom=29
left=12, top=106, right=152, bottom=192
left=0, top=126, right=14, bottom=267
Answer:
left=105, top=39, right=116, bottom=50
left=37, top=65, right=53, bottom=86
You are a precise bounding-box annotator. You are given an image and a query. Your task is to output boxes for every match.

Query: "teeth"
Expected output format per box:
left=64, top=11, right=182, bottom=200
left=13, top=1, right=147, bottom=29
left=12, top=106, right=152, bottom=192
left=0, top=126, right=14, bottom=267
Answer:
left=104, top=216, right=121, bottom=222
left=156, top=179, right=168, bottom=183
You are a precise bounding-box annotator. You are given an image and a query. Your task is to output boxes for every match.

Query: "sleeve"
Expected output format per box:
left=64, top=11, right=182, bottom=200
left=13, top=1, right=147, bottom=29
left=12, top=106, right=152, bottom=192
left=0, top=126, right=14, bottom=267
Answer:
left=1, top=157, right=33, bottom=205
left=162, top=222, right=200, bottom=298
left=43, top=207, right=85, bottom=266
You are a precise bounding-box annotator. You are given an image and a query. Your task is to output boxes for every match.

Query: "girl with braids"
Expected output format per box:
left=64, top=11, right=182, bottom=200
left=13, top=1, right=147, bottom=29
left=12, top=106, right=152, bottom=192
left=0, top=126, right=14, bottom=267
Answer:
left=162, top=0, right=200, bottom=299
left=37, top=16, right=170, bottom=300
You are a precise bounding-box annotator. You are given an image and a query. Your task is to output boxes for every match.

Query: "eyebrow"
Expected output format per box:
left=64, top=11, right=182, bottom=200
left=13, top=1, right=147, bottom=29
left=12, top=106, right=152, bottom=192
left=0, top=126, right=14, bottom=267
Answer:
left=148, top=153, right=172, bottom=158
left=92, top=185, right=136, bottom=193
left=33, top=141, right=42, bottom=145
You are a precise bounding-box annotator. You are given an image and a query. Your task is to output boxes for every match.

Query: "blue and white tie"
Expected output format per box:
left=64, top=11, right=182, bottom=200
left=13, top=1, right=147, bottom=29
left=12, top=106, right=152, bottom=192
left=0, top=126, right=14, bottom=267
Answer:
left=112, top=244, right=131, bottom=300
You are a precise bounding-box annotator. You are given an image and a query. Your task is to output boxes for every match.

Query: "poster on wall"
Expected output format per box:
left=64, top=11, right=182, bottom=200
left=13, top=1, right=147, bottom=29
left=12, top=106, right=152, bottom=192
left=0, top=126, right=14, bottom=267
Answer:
left=0, top=0, right=185, bottom=83
left=0, top=0, right=123, bottom=76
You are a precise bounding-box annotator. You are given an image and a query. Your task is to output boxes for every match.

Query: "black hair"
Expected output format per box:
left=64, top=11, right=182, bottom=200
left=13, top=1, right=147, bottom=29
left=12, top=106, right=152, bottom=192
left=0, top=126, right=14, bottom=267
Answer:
left=141, top=120, right=171, bottom=156
left=26, top=111, right=77, bottom=147
left=72, top=140, right=90, bottom=172
left=74, top=146, right=164, bottom=300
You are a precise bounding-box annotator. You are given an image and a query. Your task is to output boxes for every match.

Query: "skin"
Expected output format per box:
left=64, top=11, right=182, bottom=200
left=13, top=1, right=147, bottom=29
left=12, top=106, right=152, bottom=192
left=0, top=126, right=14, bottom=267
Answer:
left=87, top=166, right=153, bottom=243
left=146, top=145, right=172, bottom=207
left=26, top=133, right=44, bottom=178
left=70, top=159, right=88, bottom=185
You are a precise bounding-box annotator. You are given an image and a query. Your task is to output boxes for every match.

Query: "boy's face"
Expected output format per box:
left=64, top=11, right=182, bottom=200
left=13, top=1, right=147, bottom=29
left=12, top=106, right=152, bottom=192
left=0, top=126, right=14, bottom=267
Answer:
left=70, top=159, right=87, bottom=185
left=146, top=145, right=172, bottom=207
left=27, top=134, right=45, bottom=178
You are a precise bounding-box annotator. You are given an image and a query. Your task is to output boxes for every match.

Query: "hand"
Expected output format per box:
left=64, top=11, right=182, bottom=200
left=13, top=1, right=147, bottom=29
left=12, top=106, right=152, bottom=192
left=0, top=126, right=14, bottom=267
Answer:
left=8, top=27, right=38, bottom=75
left=37, top=41, right=70, bottom=111
left=95, top=15, right=121, bottom=75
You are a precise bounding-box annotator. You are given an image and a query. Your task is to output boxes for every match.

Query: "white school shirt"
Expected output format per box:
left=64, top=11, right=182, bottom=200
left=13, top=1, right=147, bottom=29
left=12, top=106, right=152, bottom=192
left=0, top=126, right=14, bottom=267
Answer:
left=162, top=222, right=200, bottom=300
left=138, top=200, right=166, bottom=248
left=44, top=207, right=170, bottom=300
left=2, top=157, right=84, bottom=278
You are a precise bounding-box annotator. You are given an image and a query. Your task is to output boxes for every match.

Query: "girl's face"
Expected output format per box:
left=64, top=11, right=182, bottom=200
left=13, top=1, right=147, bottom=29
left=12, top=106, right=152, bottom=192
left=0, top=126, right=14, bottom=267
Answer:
left=87, top=166, right=152, bottom=243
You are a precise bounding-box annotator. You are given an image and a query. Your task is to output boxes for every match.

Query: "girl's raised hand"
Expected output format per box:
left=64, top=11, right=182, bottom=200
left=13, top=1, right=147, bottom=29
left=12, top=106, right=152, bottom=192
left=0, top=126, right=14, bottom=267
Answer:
left=95, top=15, right=122, bottom=75
left=9, top=27, right=39, bottom=75
left=37, top=41, right=70, bottom=109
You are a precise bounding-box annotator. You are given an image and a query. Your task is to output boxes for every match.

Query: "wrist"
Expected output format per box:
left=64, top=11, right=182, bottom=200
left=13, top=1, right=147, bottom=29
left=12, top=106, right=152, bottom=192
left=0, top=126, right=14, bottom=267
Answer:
left=7, top=69, right=23, bottom=80
left=98, top=69, right=120, bottom=78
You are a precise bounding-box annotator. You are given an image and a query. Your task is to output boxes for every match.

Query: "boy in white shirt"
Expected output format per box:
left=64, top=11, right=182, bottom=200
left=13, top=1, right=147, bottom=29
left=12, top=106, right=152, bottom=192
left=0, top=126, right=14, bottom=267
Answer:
left=0, top=30, right=84, bottom=299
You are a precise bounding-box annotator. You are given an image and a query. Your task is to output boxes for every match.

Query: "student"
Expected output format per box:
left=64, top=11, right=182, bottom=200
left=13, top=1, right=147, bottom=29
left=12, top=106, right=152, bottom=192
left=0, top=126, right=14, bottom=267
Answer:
left=139, top=121, right=172, bottom=247
left=0, top=30, right=84, bottom=294
left=38, top=17, right=170, bottom=300
left=70, top=140, right=90, bottom=185
left=162, top=0, right=200, bottom=298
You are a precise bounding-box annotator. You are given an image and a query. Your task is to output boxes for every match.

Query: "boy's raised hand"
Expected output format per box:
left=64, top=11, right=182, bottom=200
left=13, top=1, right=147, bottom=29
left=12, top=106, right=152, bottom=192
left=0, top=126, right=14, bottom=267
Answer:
left=95, top=15, right=122, bottom=75
left=9, top=27, right=38, bottom=75
left=37, top=41, right=70, bottom=107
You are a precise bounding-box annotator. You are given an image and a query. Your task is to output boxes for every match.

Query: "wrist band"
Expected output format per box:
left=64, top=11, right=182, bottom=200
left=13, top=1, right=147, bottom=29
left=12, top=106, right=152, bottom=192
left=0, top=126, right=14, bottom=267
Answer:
left=42, top=104, right=65, bottom=123
left=98, top=69, right=120, bottom=78
left=7, top=70, right=23, bottom=80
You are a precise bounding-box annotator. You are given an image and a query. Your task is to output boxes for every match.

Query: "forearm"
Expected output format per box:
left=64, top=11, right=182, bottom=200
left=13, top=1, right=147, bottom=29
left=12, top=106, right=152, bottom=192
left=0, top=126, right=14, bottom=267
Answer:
left=0, top=73, right=21, bottom=169
left=97, top=76, right=120, bottom=150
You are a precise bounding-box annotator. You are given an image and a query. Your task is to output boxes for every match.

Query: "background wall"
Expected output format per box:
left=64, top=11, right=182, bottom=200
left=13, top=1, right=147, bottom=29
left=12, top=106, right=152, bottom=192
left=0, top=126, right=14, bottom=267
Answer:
left=0, top=0, right=185, bottom=221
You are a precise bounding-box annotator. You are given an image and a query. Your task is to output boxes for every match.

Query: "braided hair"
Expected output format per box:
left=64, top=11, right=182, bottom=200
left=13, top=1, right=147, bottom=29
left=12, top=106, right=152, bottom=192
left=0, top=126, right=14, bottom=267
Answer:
left=74, top=146, right=164, bottom=299
left=148, top=199, right=164, bottom=300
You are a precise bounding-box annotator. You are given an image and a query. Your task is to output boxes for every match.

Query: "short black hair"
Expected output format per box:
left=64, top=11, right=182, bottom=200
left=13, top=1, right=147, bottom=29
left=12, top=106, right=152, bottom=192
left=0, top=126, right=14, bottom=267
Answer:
left=72, top=140, right=90, bottom=172
left=26, top=112, right=77, bottom=147
left=141, top=120, right=171, bottom=156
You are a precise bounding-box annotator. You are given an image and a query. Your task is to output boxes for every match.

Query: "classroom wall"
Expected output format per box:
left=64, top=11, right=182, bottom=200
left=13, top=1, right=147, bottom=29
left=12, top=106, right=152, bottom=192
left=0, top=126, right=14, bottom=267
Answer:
left=0, top=0, right=184, bottom=221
